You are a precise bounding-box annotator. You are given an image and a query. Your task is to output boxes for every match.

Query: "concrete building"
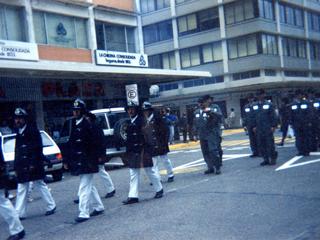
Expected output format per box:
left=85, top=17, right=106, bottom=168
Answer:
left=0, top=0, right=209, bottom=132
left=140, top=0, right=320, bottom=127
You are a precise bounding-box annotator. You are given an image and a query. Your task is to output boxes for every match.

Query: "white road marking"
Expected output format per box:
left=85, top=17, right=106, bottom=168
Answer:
left=276, top=152, right=320, bottom=171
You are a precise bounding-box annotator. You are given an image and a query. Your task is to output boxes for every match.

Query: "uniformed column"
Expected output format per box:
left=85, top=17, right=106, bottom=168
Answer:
left=88, top=5, right=98, bottom=63
left=24, top=0, right=36, bottom=43
left=170, top=0, right=181, bottom=70
left=135, top=0, right=145, bottom=54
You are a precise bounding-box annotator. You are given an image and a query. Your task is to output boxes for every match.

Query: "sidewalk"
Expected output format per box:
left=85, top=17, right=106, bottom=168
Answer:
left=170, top=128, right=245, bottom=151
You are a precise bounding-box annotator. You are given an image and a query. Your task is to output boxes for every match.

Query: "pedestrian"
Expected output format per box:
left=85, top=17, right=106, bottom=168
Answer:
left=13, top=108, right=56, bottom=220
left=179, top=113, right=188, bottom=143
left=252, top=90, right=278, bottom=166
left=289, top=90, right=313, bottom=156
left=227, top=108, right=236, bottom=129
left=68, top=99, right=104, bottom=223
left=122, top=102, right=163, bottom=205
left=142, top=102, right=174, bottom=183
left=85, top=112, right=116, bottom=198
left=277, top=97, right=291, bottom=146
left=0, top=137, right=25, bottom=240
left=165, top=108, right=177, bottom=145
left=242, top=93, right=260, bottom=157
left=193, top=95, right=223, bottom=174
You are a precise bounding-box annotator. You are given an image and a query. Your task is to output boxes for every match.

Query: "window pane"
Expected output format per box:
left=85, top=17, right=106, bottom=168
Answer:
left=178, top=17, right=187, bottom=34
left=75, top=18, right=88, bottom=48
left=198, top=8, right=218, bottom=31
left=190, top=46, right=200, bottom=66
left=187, top=14, right=197, bottom=31
left=95, top=21, right=105, bottom=50
left=149, top=54, right=162, bottom=68
left=148, top=0, right=156, bottom=12
left=46, top=13, right=76, bottom=48
left=235, top=2, right=245, bottom=22
left=143, top=25, right=157, bottom=44
left=228, top=40, right=238, bottom=59
left=105, top=25, right=126, bottom=52
left=238, top=39, right=247, bottom=57
left=286, top=6, right=294, bottom=25
left=181, top=49, right=191, bottom=68
left=5, top=6, right=24, bottom=41
left=0, top=7, right=5, bottom=39
left=169, top=52, right=176, bottom=69
left=244, top=0, right=254, bottom=19
left=33, top=11, right=47, bottom=44
left=202, top=44, right=213, bottom=63
left=141, top=0, right=148, bottom=13
left=158, top=21, right=172, bottom=41
left=295, top=9, right=303, bottom=27
left=225, top=5, right=235, bottom=25
left=126, top=28, right=136, bottom=53
left=280, top=5, right=286, bottom=23
left=213, top=42, right=222, bottom=60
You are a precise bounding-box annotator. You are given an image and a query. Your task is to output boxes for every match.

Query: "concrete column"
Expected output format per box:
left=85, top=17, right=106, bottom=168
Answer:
left=170, top=0, right=180, bottom=69
left=218, top=4, right=228, bottom=73
left=88, top=6, right=97, bottom=63
left=275, top=0, right=284, bottom=71
left=24, top=0, right=36, bottom=43
left=303, top=0, right=311, bottom=71
left=135, top=0, right=145, bottom=53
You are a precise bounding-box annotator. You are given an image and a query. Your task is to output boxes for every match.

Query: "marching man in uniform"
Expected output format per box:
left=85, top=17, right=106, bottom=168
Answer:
left=68, top=99, right=104, bottom=222
left=0, top=137, right=25, bottom=240
left=122, top=102, right=163, bottom=205
left=14, top=108, right=56, bottom=220
left=141, top=102, right=174, bottom=183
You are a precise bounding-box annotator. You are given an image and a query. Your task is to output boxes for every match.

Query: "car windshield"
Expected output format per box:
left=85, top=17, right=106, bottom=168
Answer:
left=2, top=132, right=54, bottom=153
left=107, top=112, right=128, bottom=128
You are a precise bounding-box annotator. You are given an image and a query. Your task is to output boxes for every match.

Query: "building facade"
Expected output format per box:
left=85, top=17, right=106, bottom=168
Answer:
left=0, top=0, right=209, bottom=133
left=140, top=0, right=320, bottom=126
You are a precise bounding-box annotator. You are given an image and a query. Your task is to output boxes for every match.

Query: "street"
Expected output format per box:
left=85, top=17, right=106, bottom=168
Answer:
left=1, top=130, right=320, bottom=240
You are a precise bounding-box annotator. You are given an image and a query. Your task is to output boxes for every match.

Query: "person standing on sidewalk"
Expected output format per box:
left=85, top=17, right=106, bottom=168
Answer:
left=277, top=97, right=291, bottom=146
left=13, top=108, right=56, bottom=220
left=122, top=102, right=163, bottom=205
left=193, top=96, right=223, bottom=174
left=243, top=93, right=260, bottom=157
left=68, top=99, right=104, bottom=223
left=142, top=102, right=174, bottom=183
left=179, top=113, right=188, bottom=143
left=1, top=137, right=25, bottom=240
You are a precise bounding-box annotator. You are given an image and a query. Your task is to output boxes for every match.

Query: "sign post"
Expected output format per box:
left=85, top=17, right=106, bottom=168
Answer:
left=126, top=84, right=139, bottom=105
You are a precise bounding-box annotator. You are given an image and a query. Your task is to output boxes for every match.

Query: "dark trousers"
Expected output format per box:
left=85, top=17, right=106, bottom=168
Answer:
left=280, top=122, right=289, bottom=144
left=200, top=137, right=221, bottom=170
left=256, top=129, right=277, bottom=161
left=294, top=126, right=312, bottom=154
left=248, top=127, right=259, bottom=155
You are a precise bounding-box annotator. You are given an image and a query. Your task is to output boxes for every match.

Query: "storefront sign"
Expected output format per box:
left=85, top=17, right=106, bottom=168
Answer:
left=95, top=50, right=148, bottom=68
left=0, top=40, right=38, bottom=61
left=126, top=84, right=139, bottom=105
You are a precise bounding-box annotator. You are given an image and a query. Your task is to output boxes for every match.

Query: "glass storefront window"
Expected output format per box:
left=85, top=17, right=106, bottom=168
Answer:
left=0, top=4, right=25, bottom=41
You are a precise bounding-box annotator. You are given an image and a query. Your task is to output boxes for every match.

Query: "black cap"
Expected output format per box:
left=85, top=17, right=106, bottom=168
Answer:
left=14, top=108, right=28, bottom=118
left=142, top=101, right=153, bottom=111
left=73, top=98, right=86, bottom=110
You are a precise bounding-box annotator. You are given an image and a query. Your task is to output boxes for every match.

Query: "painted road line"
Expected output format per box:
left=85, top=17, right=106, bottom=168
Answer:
left=276, top=153, right=320, bottom=171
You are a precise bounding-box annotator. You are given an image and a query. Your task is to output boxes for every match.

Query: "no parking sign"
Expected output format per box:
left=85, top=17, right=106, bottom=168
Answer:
left=125, top=84, right=139, bottom=105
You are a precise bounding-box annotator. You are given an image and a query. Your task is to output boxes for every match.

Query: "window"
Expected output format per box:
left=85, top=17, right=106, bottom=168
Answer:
left=284, top=71, right=308, bottom=77
left=149, top=51, right=176, bottom=69
left=233, top=70, right=260, bottom=80
left=310, top=41, right=320, bottom=61
left=143, top=20, right=173, bottom=44
left=282, top=37, right=306, bottom=58
left=180, top=42, right=222, bottom=68
left=225, top=0, right=259, bottom=25
left=265, top=69, right=276, bottom=76
left=177, top=8, right=219, bottom=36
left=258, top=0, right=274, bottom=20
left=308, top=11, right=320, bottom=32
left=183, top=76, right=224, bottom=88
left=0, top=4, right=25, bottom=41
left=33, top=11, right=88, bottom=48
left=96, top=22, right=135, bottom=53
left=279, top=3, right=304, bottom=28
left=261, top=34, right=277, bottom=55
left=141, top=0, right=170, bottom=13
left=312, top=72, right=320, bottom=77
left=159, top=83, right=178, bottom=92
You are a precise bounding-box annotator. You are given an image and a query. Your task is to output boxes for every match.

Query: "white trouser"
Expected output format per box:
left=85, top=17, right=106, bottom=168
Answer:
left=98, top=165, right=115, bottom=193
left=128, top=168, right=162, bottom=199
left=15, top=180, right=56, bottom=218
left=153, top=155, right=174, bottom=179
left=169, top=126, right=174, bottom=143
left=78, top=174, right=104, bottom=218
left=0, top=190, right=24, bottom=235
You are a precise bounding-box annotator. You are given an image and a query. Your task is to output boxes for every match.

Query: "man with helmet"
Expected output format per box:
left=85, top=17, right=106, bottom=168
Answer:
left=142, top=102, right=174, bottom=183
left=0, top=137, right=25, bottom=240
left=122, top=101, right=163, bottom=205
left=13, top=108, right=56, bottom=220
left=68, top=99, right=104, bottom=222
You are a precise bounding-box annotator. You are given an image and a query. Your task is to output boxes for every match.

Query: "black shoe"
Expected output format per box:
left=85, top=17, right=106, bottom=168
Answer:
left=122, top=198, right=139, bottom=205
left=74, top=199, right=79, bottom=204
left=90, top=209, right=104, bottom=217
left=204, top=169, right=214, bottom=174
left=74, top=217, right=89, bottom=223
left=19, top=217, right=26, bottom=221
left=105, top=190, right=116, bottom=198
left=154, top=189, right=163, bottom=199
left=303, top=152, right=310, bottom=156
left=277, top=143, right=284, bottom=146
left=7, top=230, right=25, bottom=240
left=45, top=206, right=56, bottom=216
left=296, top=152, right=303, bottom=156
left=249, top=154, right=259, bottom=158
left=167, top=176, right=174, bottom=182
left=215, top=169, right=221, bottom=175
left=260, top=161, right=269, bottom=166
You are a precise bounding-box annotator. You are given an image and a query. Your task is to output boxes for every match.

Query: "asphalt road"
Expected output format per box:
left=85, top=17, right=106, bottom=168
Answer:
left=1, top=131, right=320, bottom=240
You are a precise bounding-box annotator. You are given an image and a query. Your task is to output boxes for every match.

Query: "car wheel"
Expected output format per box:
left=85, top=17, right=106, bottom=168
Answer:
left=113, top=118, right=130, bottom=142
left=52, top=170, right=63, bottom=181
